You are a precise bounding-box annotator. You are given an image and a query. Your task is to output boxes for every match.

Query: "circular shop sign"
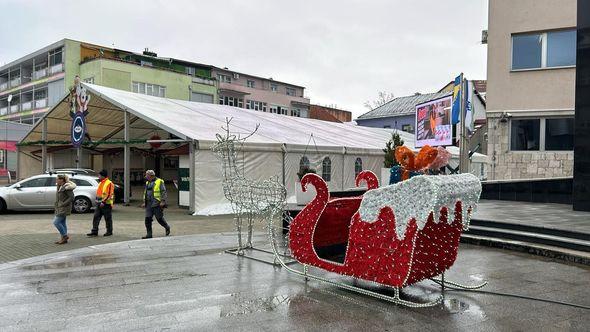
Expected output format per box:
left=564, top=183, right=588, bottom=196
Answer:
left=71, top=114, right=86, bottom=147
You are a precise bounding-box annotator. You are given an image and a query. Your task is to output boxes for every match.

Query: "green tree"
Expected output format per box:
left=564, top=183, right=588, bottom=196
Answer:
left=383, top=132, right=405, bottom=168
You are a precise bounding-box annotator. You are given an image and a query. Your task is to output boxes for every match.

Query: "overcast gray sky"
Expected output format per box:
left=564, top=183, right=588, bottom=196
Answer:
left=0, top=0, right=488, bottom=118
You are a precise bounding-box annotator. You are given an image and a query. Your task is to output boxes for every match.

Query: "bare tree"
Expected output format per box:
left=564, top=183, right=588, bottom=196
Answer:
left=364, top=91, right=395, bottom=110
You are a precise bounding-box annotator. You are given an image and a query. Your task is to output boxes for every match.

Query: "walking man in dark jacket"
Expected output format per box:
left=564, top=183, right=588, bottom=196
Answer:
left=141, top=170, right=171, bottom=239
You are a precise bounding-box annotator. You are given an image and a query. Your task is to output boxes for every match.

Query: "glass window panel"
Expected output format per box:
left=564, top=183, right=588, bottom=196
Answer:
left=512, top=34, right=542, bottom=69
left=510, top=119, right=540, bottom=151
left=547, top=30, right=576, bottom=67
left=355, top=158, right=363, bottom=177
left=545, top=118, right=574, bottom=150
left=322, top=157, right=331, bottom=182
left=139, top=83, right=146, bottom=94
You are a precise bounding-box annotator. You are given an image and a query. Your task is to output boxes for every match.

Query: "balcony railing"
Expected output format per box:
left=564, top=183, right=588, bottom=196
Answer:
left=0, top=82, right=7, bottom=91
left=49, top=63, right=63, bottom=75
left=21, top=101, right=32, bottom=111
left=35, top=99, right=47, bottom=108
left=9, top=104, right=19, bottom=113
left=33, top=68, right=47, bottom=80
left=0, top=107, right=7, bottom=116
left=10, top=77, right=21, bottom=88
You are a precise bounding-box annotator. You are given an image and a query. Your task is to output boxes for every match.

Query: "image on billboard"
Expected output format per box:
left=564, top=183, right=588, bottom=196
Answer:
left=415, top=95, right=453, bottom=147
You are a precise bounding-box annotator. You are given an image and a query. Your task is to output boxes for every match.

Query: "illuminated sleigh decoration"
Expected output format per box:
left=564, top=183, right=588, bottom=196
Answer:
left=269, top=170, right=487, bottom=307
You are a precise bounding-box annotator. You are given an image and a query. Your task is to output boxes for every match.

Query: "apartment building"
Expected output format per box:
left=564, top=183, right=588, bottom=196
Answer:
left=486, top=0, right=577, bottom=180
left=212, top=67, right=310, bottom=117
left=0, top=39, right=217, bottom=124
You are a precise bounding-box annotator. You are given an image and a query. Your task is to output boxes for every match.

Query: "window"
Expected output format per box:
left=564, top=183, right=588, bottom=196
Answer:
left=219, top=95, right=243, bottom=108
left=83, top=77, right=94, bottom=84
left=510, top=119, right=540, bottom=151
left=278, top=106, right=288, bottom=115
left=291, top=108, right=301, bottom=117
left=322, top=157, right=331, bottom=182
left=547, top=30, right=577, bottom=67
left=545, top=118, right=574, bottom=150
left=401, top=124, right=414, bottom=133
left=270, top=105, right=278, bottom=114
left=49, top=48, right=63, bottom=66
left=286, top=87, right=296, bottom=96
left=247, top=80, right=255, bottom=88
left=140, top=60, right=153, bottom=67
left=383, top=125, right=391, bottom=129
left=19, top=177, right=52, bottom=188
left=186, top=67, right=196, bottom=76
left=512, top=30, right=576, bottom=70
left=71, top=179, right=92, bottom=187
left=270, top=83, right=278, bottom=92
left=132, top=81, right=165, bottom=97
left=299, top=156, right=310, bottom=173
left=217, top=74, right=231, bottom=83
left=246, top=100, right=266, bottom=111
left=355, top=158, right=363, bottom=177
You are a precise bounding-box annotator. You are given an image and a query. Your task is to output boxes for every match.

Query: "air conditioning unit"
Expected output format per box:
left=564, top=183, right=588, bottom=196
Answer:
left=233, top=73, right=240, bottom=79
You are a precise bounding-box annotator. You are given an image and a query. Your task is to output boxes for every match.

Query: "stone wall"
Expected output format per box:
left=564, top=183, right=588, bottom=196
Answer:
left=487, top=121, right=574, bottom=180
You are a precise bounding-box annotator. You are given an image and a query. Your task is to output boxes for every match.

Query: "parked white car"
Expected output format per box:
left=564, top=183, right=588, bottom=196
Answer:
left=0, top=173, right=99, bottom=213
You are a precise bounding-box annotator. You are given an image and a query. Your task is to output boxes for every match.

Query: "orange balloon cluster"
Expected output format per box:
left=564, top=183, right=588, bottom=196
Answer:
left=394, top=145, right=439, bottom=180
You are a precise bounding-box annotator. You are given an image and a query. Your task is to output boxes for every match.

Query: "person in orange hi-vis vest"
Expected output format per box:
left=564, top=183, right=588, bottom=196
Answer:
left=87, top=169, right=115, bottom=237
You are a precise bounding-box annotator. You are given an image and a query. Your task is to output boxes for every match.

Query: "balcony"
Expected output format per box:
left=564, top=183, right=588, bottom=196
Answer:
left=10, top=77, right=21, bottom=88
left=9, top=104, right=19, bottom=113
left=0, top=82, right=7, bottom=91
left=21, top=101, right=32, bottom=111
left=0, top=107, right=7, bottom=115
left=49, top=63, right=63, bottom=75
left=33, top=68, right=47, bottom=80
left=35, top=99, right=47, bottom=108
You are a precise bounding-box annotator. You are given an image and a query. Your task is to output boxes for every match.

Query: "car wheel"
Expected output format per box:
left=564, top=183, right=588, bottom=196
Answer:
left=0, top=198, right=6, bottom=213
left=73, top=197, right=91, bottom=214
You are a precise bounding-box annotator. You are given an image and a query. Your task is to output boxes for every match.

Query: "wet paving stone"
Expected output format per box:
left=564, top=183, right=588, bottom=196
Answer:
left=0, top=233, right=588, bottom=331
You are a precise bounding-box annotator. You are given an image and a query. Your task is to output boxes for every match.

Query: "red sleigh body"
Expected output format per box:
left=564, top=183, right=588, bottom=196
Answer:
left=289, top=171, right=471, bottom=288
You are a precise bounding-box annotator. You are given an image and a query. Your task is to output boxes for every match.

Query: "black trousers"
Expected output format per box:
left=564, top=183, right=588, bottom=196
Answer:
left=92, top=204, right=113, bottom=233
left=145, top=206, right=169, bottom=235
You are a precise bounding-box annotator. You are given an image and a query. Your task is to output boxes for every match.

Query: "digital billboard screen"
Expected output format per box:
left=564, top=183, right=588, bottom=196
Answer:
left=415, top=95, right=453, bottom=147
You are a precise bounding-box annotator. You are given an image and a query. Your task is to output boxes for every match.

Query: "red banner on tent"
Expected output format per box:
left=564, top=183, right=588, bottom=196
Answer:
left=0, top=141, right=17, bottom=152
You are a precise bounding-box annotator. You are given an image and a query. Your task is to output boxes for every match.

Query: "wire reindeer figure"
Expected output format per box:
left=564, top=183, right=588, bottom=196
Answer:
left=212, top=118, right=287, bottom=253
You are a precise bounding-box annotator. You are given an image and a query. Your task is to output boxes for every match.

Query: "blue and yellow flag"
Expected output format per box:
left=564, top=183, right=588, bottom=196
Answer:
left=451, top=74, right=462, bottom=125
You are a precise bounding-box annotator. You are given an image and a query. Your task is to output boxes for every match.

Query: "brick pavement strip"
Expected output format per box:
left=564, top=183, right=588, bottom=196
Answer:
left=0, top=205, right=258, bottom=264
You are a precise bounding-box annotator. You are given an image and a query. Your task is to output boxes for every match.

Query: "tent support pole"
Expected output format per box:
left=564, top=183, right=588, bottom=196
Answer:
left=76, top=148, right=81, bottom=169
left=41, top=118, right=47, bottom=173
left=189, top=140, right=196, bottom=214
left=124, top=111, right=130, bottom=205
left=15, top=146, right=19, bottom=181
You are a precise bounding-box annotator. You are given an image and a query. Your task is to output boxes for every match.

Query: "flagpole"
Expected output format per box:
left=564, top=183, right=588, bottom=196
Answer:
left=458, top=73, right=467, bottom=174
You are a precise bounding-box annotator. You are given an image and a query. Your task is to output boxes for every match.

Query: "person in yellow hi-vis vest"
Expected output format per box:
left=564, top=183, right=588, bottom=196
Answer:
left=140, top=169, right=171, bottom=239
left=87, top=169, right=114, bottom=237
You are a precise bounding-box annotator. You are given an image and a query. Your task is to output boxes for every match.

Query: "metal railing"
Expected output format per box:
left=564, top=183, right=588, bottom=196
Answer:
left=21, top=101, right=32, bottom=111
left=34, top=98, right=47, bottom=108
left=10, top=77, right=21, bottom=88
left=33, top=68, right=47, bottom=80
left=49, top=63, right=63, bottom=75
left=0, top=82, right=7, bottom=91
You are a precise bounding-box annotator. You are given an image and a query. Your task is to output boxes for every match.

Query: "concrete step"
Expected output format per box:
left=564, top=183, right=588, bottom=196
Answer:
left=461, top=234, right=590, bottom=266
left=470, top=218, right=590, bottom=242
left=465, top=225, right=590, bottom=253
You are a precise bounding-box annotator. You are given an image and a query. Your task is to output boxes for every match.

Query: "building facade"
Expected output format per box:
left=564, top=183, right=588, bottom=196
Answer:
left=309, top=104, right=352, bottom=123
left=356, top=92, right=451, bottom=133
left=0, top=39, right=218, bottom=124
left=486, top=0, right=577, bottom=180
left=211, top=67, right=310, bottom=117
left=1, top=39, right=310, bottom=125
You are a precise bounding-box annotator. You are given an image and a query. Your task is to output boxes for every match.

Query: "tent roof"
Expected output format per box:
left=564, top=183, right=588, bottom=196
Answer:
left=20, top=83, right=487, bottom=161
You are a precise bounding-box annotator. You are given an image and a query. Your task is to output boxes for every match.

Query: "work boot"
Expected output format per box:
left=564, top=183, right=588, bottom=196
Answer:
left=103, top=232, right=113, bottom=237
left=56, top=236, right=68, bottom=245
left=165, top=226, right=171, bottom=236
left=86, top=232, right=98, bottom=237
left=144, top=218, right=153, bottom=240
left=142, top=235, right=153, bottom=239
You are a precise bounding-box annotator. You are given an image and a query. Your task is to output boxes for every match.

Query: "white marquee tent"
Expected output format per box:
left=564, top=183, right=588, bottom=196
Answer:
left=18, top=83, right=488, bottom=213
